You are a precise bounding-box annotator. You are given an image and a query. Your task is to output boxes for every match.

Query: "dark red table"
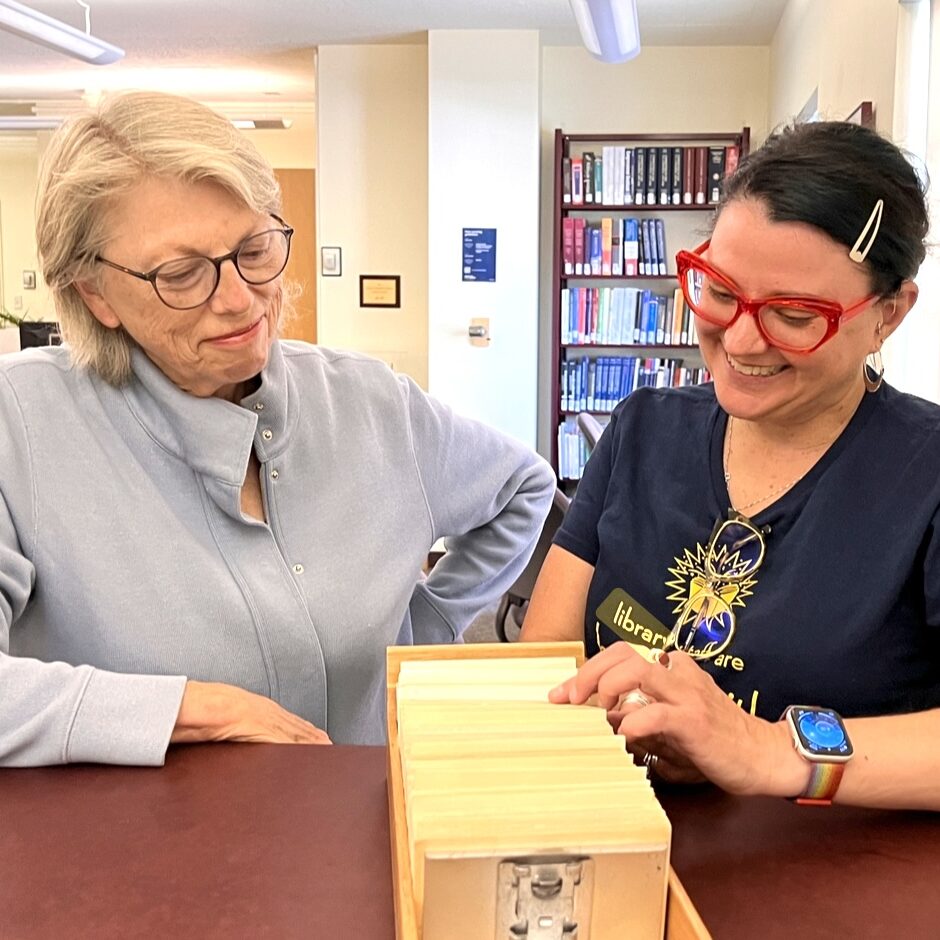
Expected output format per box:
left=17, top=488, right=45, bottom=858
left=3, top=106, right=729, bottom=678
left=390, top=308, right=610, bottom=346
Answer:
left=2, top=744, right=938, bottom=938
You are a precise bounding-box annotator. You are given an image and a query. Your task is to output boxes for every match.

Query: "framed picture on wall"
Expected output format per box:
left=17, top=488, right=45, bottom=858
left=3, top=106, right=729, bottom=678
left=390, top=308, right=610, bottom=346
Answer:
left=359, top=275, right=401, bottom=308
left=321, top=246, right=342, bottom=277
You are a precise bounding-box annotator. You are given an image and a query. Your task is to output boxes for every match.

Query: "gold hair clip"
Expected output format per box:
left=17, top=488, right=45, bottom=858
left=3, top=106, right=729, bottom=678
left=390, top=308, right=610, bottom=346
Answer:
left=849, top=198, right=884, bottom=263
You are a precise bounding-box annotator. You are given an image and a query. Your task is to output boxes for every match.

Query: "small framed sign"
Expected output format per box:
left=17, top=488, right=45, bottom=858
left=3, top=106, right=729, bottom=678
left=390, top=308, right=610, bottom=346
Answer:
left=462, top=228, right=497, bottom=282
left=359, top=275, right=401, bottom=308
left=321, top=246, right=342, bottom=277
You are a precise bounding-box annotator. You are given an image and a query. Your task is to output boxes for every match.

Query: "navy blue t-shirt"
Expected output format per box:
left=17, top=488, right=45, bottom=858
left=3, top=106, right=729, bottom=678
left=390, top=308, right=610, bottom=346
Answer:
left=554, top=383, right=940, bottom=721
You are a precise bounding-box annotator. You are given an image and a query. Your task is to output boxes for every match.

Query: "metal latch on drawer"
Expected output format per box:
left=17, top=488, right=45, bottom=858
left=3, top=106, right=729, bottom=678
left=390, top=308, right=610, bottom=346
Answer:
left=496, top=856, right=594, bottom=939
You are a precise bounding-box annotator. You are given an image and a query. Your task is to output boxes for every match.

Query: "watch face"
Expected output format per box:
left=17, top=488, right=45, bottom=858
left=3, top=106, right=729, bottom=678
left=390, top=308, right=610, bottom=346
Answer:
left=791, top=707, right=853, bottom=759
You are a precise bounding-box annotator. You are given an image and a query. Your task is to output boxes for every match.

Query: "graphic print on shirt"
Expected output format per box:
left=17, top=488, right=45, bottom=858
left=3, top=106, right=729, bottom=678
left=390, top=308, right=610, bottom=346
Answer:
left=594, top=588, right=670, bottom=661
left=664, top=538, right=758, bottom=667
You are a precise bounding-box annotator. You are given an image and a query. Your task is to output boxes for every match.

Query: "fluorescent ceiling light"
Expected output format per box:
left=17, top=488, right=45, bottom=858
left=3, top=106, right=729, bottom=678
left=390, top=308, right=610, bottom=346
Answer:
left=0, top=115, right=295, bottom=133
left=569, top=0, right=641, bottom=64
left=0, top=0, right=124, bottom=66
left=232, top=118, right=294, bottom=130
left=0, top=115, right=63, bottom=130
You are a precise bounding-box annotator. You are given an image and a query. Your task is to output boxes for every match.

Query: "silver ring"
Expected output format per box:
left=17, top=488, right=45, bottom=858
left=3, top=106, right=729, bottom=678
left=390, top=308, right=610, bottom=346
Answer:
left=624, top=689, right=652, bottom=708
left=642, top=751, right=659, bottom=777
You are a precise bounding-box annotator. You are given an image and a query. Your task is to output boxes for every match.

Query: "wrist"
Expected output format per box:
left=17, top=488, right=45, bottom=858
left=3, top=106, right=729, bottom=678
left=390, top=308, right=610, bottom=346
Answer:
left=779, top=705, right=853, bottom=804
left=171, top=680, right=238, bottom=743
left=762, top=718, right=814, bottom=798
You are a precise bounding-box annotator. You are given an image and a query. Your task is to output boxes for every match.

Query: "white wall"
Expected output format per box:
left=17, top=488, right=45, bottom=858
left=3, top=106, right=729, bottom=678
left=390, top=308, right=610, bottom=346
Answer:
left=249, top=111, right=317, bottom=169
left=885, top=0, right=940, bottom=403
left=770, top=0, right=939, bottom=403
left=0, top=107, right=315, bottom=337
left=537, top=44, right=771, bottom=454
left=316, top=44, right=429, bottom=387
left=818, top=0, right=900, bottom=130
left=770, top=0, right=901, bottom=129
left=0, top=140, right=54, bottom=322
left=769, top=0, right=821, bottom=127
left=427, top=31, right=541, bottom=446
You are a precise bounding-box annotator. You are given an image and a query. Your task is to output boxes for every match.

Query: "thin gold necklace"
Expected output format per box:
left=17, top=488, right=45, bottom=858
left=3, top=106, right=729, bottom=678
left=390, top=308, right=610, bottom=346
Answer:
left=723, top=416, right=827, bottom=513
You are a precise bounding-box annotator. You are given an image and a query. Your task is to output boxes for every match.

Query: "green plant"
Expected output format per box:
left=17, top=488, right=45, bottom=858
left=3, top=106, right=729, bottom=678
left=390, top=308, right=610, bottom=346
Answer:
left=0, top=306, right=24, bottom=328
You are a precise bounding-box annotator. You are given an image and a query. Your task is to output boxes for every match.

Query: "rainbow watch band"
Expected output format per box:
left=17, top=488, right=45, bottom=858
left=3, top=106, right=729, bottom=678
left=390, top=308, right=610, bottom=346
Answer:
left=794, top=762, right=845, bottom=806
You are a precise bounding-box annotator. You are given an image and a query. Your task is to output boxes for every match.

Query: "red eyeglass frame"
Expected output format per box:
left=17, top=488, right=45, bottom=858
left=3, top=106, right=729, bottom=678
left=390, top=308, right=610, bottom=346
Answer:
left=675, top=240, right=878, bottom=353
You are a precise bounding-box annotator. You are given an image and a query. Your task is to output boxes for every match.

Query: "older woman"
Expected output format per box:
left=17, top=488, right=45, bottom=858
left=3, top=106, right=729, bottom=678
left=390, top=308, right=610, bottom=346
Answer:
left=523, top=120, right=940, bottom=811
left=0, top=91, right=554, bottom=767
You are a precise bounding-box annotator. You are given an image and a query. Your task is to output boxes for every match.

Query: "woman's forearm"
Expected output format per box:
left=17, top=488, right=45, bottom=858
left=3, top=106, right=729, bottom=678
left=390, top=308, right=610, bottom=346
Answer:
left=520, top=545, right=593, bottom=642
left=831, top=709, right=940, bottom=810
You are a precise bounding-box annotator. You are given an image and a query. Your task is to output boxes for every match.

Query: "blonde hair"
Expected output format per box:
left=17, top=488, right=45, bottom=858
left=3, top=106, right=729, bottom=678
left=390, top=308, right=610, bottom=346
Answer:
left=36, top=90, right=284, bottom=385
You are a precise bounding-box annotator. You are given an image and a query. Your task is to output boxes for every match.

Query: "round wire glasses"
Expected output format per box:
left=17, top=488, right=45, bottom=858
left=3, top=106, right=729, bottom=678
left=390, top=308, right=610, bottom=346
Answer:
left=675, top=240, right=876, bottom=353
left=664, top=512, right=768, bottom=661
left=97, top=217, right=294, bottom=311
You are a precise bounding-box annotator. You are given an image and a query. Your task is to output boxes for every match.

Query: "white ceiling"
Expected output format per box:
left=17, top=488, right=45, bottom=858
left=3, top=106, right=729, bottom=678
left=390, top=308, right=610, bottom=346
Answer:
left=0, top=0, right=789, bottom=106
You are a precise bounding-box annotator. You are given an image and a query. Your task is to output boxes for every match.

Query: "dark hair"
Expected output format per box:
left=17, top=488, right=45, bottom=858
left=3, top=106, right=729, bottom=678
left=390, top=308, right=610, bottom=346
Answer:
left=720, top=121, right=929, bottom=296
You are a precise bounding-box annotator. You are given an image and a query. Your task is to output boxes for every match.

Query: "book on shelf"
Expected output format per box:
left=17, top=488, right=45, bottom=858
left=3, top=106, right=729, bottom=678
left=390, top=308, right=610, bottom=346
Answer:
left=682, top=146, right=694, bottom=204
left=560, top=285, right=694, bottom=347
left=670, top=147, right=682, bottom=205
left=564, top=142, right=743, bottom=212
left=563, top=216, right=672, bottom=281
left=645, top=147, right=658, bottom=205
left=573, top=217, right=586, bottom=275
left=613, top=146, right=625, bottom=206
left=637, top=219, right=647, bottom=276
left=725, top=144, right=740, bottom=178
left=611, top=220, right=623, bottom=276
left=558, top=357, right=713, bottom=477
left=655, top=220, right=667, bottom=275
left=562, top=217, right=575, bottom=275
left=599, top=147, right=611, bottom=205
left=708, top=146, right=727, bottom=204
left=624, top=219, right=639, bottom=276
left=658, top=147, right=671, bottom=206
left=589, top=225, right=602, bottom=275
left=639, top=219, right=652, bottom=276
left=634, top=146, right=646, bottom=205
left=694, top=146, right=708, bottom=204
left=562, top=354, right=712, bottom=415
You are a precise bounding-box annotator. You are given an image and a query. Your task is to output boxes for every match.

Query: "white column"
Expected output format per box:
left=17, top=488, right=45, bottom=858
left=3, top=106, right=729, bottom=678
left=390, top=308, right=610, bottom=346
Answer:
left=427, top=30, right=541, bottom=446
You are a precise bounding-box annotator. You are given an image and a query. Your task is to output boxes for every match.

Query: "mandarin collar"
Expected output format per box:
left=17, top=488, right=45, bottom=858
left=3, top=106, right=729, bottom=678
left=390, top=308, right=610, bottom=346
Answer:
left=122, top=340, right=296, bottom=486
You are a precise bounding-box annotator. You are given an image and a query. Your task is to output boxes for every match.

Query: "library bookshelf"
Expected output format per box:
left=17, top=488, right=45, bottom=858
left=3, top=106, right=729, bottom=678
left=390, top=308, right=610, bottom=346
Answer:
left=550, top=127, right=750, bottom=484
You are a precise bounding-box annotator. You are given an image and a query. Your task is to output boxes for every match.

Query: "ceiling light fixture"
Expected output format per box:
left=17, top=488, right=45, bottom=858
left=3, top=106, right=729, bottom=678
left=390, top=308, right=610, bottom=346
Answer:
left=0, top=115, right=63, bottom=130
left=0, top=115, right=297, bottom=133
left=568, top=0, right=641, bottom=64
left=0, top=0, right=124, bottom=66
left=231, top=118, right=294, bottom=130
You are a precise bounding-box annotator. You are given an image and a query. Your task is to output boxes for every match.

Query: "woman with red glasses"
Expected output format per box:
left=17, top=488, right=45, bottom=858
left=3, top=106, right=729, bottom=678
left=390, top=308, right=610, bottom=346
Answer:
left=523, top=120, right=940, bottom=811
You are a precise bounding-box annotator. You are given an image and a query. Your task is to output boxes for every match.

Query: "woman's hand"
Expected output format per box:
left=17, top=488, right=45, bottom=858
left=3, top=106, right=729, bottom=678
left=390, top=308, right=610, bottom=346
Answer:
left=550, top=643, right=806, bottom=797
left=170, top=680, right=332, bottom=745
left=605, top=693, right=708, bottom=785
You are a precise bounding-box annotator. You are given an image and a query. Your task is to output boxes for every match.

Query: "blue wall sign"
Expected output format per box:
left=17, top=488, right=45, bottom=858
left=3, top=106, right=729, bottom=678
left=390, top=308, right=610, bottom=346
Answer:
left=462, top=228, right=497, bottom=282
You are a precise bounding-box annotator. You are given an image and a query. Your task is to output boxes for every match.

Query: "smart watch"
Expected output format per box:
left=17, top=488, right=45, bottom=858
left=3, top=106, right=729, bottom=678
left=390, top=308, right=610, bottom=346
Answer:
left=781, top=705, right=853, bottom=806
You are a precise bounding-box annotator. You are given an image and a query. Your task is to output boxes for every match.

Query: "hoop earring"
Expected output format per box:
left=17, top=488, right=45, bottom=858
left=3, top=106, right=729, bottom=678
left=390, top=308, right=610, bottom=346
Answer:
left=863, top=350, right=884, bottom=393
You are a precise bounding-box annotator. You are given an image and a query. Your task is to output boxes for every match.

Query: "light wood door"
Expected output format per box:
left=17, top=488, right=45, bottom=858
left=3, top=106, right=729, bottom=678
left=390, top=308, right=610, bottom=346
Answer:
left=274, top=168, right=317, bottom=343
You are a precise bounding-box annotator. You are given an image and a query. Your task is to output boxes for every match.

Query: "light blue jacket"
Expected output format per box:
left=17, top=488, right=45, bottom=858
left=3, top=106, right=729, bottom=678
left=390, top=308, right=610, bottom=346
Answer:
left=0, top=341, right=554, bottom=766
